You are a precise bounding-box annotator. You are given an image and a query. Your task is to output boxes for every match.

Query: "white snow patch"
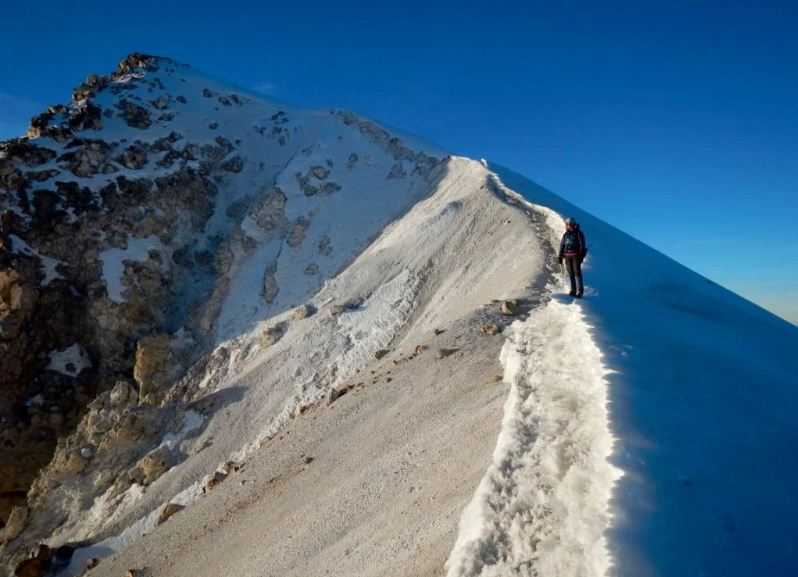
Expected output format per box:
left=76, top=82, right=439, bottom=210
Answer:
left=99, top=236, right=162, bottom=302
left=8, top=234, right=65, bottom=284
left=446, top=298, right=621, bottom=577
left=46, top=344, right=91, bottom=376
left=159, top=410, right=205, bottom=451
left=58, top=410, right=206, bottom=576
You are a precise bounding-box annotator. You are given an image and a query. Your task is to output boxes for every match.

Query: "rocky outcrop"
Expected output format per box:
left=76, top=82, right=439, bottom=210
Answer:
left=1, top=49, right=446, bottom=575
left=0, top=54, right=226, bottom=542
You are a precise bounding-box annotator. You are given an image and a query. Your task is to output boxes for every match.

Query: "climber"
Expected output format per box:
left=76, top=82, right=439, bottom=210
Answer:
left=558, top=217, right=588, bottom=298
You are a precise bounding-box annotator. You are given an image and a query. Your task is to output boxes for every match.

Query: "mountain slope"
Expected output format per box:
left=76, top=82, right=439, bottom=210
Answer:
left=2, top=54, right=797, bottom=577
left=486, top=167, right=798, bottom=576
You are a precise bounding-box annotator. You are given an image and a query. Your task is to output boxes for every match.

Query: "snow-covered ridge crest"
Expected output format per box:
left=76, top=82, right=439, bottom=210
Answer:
left=445, top=174, right=621, bottom=577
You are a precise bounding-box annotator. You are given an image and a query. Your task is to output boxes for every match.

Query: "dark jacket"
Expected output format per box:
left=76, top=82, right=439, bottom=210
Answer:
left=559, top=226, right=587, bottom=260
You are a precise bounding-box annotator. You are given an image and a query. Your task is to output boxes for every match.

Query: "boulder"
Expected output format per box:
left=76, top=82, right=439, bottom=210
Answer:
left=261, top=322, right=286, bottom=348
left=116, top=99, right=151, bottom=129
left=292, top=304, right=316, bottom=320
left=117, top=144, right=148, bottom=170
left=157, top=503, right=184, bottom=525
left=261, top=265, right=279, bottom=304
left=133, top=335, right=172, bottom=403
left=480, top=323, right=501, bottom=335
left=202, top=470, right=227, bottom=493
left=286, top=217, right=309, bottom=248
left=437, top=348, right=459, bottom=359
left=109, top=380, right=136, bottom=407
left=132, top=446, right=174, bottom=486
left=500, top=299, right=519, bottom=316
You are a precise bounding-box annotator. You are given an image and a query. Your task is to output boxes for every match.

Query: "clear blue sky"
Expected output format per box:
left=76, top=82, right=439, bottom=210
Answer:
left=1, top=1, right=796, bottom=323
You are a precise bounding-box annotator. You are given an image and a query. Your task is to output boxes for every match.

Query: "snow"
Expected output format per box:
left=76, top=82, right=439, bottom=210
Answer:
left=490, top=164, right=798, bottom=577
left=8, top=234, right=64, bottom=284
left=12, top=56, right=797, bottom=577
left=159, top=410, right=205, bottom=451
left=99, top=236, right=162, bottom=302
left=214, top=113, right=438, bottom=342
left=446, top=298, right=621, bottom=577
left=46, top=344, right=91, bottom=375
left=58, top=410, right=207, bottom=576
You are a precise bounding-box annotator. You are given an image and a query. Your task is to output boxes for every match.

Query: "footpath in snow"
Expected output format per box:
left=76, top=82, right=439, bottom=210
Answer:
left=446, top=286, right=620, bottom=577
left=483, top=165, right=798, bottom=577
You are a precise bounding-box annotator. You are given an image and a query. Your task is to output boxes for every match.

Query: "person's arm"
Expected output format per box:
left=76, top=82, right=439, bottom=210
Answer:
left=558, top=234, right=565, bottom=262
left=580, top=230, right=588, bottom=260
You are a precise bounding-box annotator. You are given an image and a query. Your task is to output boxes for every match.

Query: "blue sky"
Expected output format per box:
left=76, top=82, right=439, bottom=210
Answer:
left=1, top=1, right=796, bottom=323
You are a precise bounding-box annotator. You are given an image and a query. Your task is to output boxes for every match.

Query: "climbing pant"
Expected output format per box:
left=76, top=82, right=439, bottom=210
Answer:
left=565, top=256, right=584, bottom=296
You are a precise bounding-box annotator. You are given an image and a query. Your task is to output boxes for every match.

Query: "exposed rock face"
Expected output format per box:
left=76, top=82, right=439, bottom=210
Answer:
left=0, top=505, right=27, bottom=543
left=0, top=51, right=444, bottom=573
left=134, top=334, right=184, bottom=405
left=0, top=54, right=227, bottom=541
left=157, top=503, right=184, bottom=525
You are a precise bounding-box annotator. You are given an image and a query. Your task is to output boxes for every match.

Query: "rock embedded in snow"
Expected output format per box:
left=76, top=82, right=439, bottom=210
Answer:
left=261, top=266, right=279, bottom=304
left=499, top=299, right=519, bottom=316
left=157, top=503, right=184, bottom=525
left=202, top=470, right=228, bottom=493
left=480, top=323, right=501, bottom=335
left=292, top=303, right=316, bottom=320
left=116, top=99, right=151, bottom=129
left=117, top=143, right=148, bottom=169
left=133, top=446, right=175, bottom=486
left=261, top=323, right=286, bottom=347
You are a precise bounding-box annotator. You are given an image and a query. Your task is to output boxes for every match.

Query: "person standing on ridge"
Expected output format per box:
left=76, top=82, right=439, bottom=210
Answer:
left=558, top=217, right=588, bottom=297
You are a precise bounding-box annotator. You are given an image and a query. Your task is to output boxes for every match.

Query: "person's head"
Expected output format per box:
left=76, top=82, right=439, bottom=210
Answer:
left=565, top=217, right=577, bottom=230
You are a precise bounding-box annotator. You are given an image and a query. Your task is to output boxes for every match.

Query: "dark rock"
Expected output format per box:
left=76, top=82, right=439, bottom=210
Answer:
left=500, top=300, right=519, bottom=316
left=117, top=144, right=148, bottom=170
left=115, top=99, right=151, bottom=129
left=481, top=323, right=501, bottom=335
left=113, top=53, right=160, bottom=79
left=67, top=102, right=103, bottom=131
left=221, top=156, right=244, bottom=172
left=25, top=169, right=60, bottom=183
left=150, top=95, right=169, bottom=110
left=157, top=503, right=184, bottom=525
left=1, top=140, right=57, bottom=167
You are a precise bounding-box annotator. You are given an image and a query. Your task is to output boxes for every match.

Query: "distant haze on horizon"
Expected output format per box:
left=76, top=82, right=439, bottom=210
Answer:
left=1, top=1, right=795, bottom=325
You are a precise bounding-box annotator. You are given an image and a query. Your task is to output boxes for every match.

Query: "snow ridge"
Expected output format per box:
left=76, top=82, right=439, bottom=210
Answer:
left=446, top=283, right=621, bottom=575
